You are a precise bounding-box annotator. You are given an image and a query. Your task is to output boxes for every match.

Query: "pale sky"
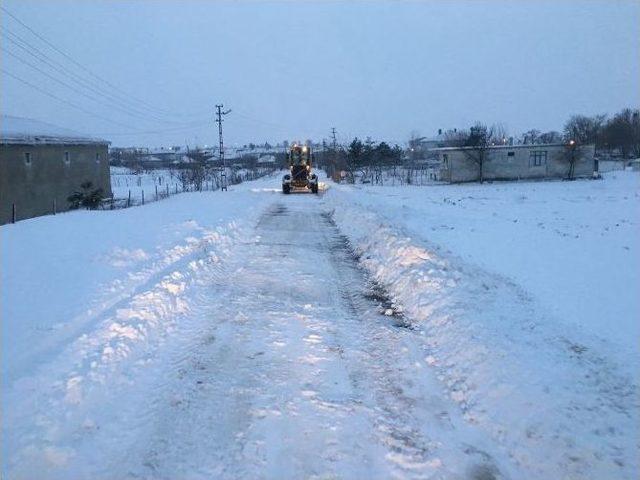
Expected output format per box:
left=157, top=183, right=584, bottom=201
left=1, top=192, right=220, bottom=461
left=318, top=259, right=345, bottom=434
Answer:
left=1, top=0, right=638, bottom=147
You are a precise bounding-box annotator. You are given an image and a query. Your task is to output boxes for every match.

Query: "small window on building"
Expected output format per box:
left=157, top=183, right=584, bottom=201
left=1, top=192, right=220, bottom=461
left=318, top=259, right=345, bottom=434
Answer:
left=95, top=152, right=101, bottom=163
left=24, top=152, right=32, bottom=166
left=64, top=151, right=70, bottom=165
left=507, top=151, right=515, bottom=157
left=443, top=153, right=449, bottom=167
left=530, top=151, right=547, bottom=167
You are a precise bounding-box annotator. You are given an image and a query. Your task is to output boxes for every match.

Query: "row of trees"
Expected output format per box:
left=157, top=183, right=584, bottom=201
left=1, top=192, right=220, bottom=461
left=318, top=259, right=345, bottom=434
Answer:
left=319, top=137, right=429, bottom=185
left=328, top=112, right=611, bottom=184
left=564, top=108, right=639, bottom=157
left=343, top=138, right=403, bottom=183
left=520, top=108, right=639, bottom=157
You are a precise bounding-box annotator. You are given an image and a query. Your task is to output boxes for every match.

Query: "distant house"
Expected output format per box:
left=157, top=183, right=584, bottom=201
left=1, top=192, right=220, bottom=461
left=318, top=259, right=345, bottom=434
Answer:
left=421, top=129, right=449, bottom=150
left=0, top=115, right=111, bottom=224
left=431, top=143, right=596, bottom=183
left=257, top=154, right=276, bottom=166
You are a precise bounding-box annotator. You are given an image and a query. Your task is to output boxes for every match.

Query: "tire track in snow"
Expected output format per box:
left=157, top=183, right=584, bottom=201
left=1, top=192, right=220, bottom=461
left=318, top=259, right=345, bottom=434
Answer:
left=3, top=220, right=250, bottom=479
left=116, top=198, right=505, bottom=479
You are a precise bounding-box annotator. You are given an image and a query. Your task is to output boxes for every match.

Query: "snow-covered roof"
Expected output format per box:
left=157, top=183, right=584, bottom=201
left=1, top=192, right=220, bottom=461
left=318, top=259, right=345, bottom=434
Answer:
left=429, top=143, right=570, bottom=152
left=258, top=154, right=276, bottom=163
left=0, top=115, right=109, bottom=146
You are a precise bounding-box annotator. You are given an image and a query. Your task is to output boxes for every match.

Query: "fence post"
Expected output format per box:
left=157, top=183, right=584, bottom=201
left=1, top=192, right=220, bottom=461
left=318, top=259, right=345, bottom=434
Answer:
left=52, top=199, right=56, bottom=215
left=127, top=190, right=131, bottom=207
left=155, top=185, right=158, bottom=201
left=175, top=184, right=178, bottom=194
left=142, top=189, right=145, bottom=205
left=166, top=184, right=169, bottom=197
left=111, top=194, right=114, bottom=210
left=12, top=203, right=16, bottom=223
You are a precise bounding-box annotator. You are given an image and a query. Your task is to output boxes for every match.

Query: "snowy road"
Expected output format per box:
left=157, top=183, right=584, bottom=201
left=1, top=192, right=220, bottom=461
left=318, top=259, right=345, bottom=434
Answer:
left=102, top=197, right=504, bottom=479
left=3, top=175, right=638, bottom=479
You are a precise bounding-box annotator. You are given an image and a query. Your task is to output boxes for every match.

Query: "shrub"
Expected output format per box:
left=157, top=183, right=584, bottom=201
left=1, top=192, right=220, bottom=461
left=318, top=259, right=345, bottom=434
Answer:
left=67, top=181, right=105, bottom=210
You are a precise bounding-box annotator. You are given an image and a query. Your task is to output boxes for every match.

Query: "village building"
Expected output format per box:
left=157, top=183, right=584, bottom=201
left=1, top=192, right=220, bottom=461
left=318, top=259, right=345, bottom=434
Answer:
left=0, top=115, right=111, bottom=224
left=431, top=143, right=596, bottom=183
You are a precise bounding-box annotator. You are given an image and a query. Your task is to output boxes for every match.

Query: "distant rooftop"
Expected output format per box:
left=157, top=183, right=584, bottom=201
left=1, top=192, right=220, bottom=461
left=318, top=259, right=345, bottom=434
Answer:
left=0, top=115, right=109, bottom=145
left=429, top=143, right=571, bottom=151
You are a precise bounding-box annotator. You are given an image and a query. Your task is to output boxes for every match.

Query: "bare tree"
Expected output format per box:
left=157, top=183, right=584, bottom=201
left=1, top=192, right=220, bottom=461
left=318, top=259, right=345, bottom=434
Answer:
left=564, top=140, right=577, bottom=180
left=520, top=129, right=541, bottom=145
left=490, top=123, right=509, bottom=145
left=459, top=123, right=502, bottom=183
left=602, top=108, right=640, bottom=157
left=408, top=130, right=426, bottom=161
left=564, top=114, right=606, bottom=145
left=539, top=131, right=564, bottom=144
left=443, top=128, right=469, bottom=147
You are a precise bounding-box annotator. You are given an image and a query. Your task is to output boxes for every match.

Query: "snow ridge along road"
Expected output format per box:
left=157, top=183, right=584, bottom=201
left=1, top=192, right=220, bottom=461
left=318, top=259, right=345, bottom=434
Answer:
left=2, top=173, right=638, bottom=479
left=110, top=198, right=511, bottom=480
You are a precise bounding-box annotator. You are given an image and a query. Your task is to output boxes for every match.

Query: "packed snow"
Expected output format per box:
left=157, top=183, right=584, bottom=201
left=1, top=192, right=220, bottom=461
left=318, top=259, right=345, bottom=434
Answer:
left=1, top=171, right=638, bottom=479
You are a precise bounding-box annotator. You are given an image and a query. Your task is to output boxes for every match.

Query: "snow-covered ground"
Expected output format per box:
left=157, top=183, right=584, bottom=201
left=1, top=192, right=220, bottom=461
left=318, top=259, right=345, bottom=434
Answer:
left=110, top=167, right=195, bottom=203
left=2, top=171, right=638, bottom=479
left=326, top=171, right=640, bottom=478
left=109, top=166, right=274, bottom=205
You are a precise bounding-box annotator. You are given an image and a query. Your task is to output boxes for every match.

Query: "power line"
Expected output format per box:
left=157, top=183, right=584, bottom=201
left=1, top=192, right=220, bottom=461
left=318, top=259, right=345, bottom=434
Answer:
left=233, top=108, right=330, bottom=140
left=0, top=5, right=184, bottom=118
left=1, top=46, right=185, bottom=125
left=2, top=66, right=214, bottom=137
left=1, top=68, right=136, bottom=129
left=0, top=27, right=202, bottom=125
left=97, top=121, right=211, bottom=136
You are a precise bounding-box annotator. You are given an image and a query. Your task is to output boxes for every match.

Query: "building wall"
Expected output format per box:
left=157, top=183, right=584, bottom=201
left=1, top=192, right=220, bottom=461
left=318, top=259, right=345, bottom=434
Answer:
left=597, top=159, right=626, bottom=173
left=438, top=144, right=595, bottom=183
left=0, top=143, right=111, bottom=224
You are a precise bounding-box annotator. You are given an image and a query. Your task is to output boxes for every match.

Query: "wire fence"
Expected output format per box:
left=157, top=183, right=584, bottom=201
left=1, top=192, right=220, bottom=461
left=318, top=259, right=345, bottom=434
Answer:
left=4, top=168, right=276, bottom=224
left=102, top=168, right=275, bottom=210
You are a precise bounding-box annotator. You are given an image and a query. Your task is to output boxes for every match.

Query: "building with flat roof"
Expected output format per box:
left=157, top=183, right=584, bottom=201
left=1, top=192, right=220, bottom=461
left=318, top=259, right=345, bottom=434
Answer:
left=0, top=115, right=111, bottom=224
left=431, top=143, right=596, bottom=183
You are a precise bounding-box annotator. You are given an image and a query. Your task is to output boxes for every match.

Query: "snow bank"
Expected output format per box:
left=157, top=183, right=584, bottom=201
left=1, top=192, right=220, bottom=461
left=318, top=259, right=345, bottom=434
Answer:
left=1, top=174, right=282, bottom=477
left=325, top=173, right=639, bottom=479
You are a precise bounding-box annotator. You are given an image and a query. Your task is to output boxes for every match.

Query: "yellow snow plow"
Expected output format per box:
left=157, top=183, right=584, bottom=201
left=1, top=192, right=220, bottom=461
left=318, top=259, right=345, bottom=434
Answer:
left=282, top=144, right=319, bottom=194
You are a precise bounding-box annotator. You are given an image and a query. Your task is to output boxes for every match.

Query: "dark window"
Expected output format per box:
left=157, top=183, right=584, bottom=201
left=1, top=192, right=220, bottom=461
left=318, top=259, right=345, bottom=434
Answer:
left=507, top=151, right=515, bottom=157
left=64, top=151, right=70, bottom=164
left=96, top=152, right=101, bottom=163
left=443, top=153, right=449, bottom=167
left=24, top=152, right=32, bottom=165
left=530, top=151, right=547, bottom=167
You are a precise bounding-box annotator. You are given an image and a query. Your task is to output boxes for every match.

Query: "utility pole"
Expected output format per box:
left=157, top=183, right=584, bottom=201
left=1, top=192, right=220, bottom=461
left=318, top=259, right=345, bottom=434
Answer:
left=330, top=127, right=338, bottom=179
left=215, top=104, right=231, bottom=191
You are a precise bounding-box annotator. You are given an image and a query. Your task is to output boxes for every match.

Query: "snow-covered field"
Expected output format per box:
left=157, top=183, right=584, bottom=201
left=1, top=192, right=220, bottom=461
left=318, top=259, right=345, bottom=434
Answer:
left=109, top=166, right=275, bottom=205
left=329, top=172, right=640, bottom=367
left=326, top=171, right=640, bottom=478
left=110, top=167, right=207, bottom=204
left=2, top=171, right=638, bottom=479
